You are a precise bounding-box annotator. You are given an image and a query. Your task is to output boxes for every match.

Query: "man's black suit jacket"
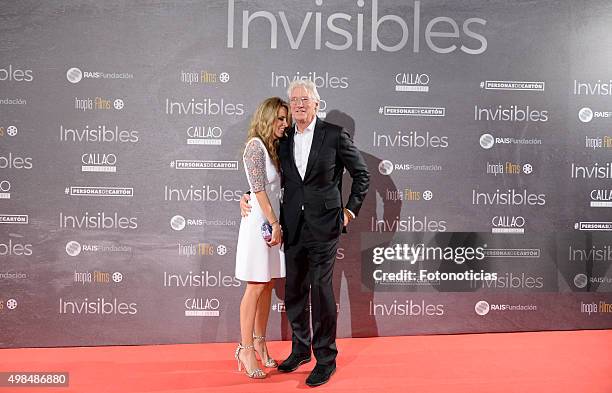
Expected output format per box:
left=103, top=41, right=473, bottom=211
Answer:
left=279, top=118, right=369, bottom=245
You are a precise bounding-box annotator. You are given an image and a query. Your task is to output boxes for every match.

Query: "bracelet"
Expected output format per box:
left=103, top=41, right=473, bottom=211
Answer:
left=269, top=219, right=279, bottom=226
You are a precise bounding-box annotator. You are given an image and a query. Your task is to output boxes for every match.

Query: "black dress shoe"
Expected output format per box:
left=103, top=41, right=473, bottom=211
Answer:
left=305, top=364, right=336, bottom=387
left=277, top=352, right=311, bottom=373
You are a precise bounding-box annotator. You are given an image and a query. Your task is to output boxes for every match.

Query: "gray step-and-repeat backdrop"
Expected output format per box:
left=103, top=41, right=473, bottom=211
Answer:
left=1, top=0, right=612, bottom=348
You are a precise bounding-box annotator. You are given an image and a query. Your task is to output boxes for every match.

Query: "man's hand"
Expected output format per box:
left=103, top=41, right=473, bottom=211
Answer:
left=343, top=210, right=351, bottom=227
left=240, top=194, right=252, bottom=217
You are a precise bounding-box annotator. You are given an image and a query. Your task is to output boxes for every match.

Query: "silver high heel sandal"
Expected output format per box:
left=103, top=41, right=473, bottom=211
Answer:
left=253, top=335, right=278, bottom=368
left=234, top=343, right=266, bottom=379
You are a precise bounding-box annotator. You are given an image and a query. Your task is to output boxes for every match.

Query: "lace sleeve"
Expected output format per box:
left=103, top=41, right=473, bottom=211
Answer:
left=244, top=139, right=267, bottom=192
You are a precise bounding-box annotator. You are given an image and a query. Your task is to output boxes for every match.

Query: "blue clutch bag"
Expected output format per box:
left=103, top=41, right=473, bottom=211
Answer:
left=261, top=222, right=272, bottom=241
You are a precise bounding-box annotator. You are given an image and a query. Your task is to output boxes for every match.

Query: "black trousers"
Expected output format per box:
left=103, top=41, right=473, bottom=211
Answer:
left=284, top=218, right=339, bottom=367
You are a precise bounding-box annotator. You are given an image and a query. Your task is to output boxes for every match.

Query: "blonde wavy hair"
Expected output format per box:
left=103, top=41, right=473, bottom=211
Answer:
left=245, top=97, right=290, bottom=170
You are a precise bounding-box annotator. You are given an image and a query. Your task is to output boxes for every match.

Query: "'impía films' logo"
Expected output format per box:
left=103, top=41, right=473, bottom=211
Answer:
left=0, top=125, right=19, bottom=138
left=181, top=70, right=230, bottom=85
left=74, top=96, right=125, bottom=111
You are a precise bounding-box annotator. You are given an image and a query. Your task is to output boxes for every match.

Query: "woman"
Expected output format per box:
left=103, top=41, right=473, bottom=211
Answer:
left=234, top=97, right=289, bottom=379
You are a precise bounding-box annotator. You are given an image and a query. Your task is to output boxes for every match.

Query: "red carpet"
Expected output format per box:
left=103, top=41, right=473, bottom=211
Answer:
left=1, top=330, right=611, bottom=392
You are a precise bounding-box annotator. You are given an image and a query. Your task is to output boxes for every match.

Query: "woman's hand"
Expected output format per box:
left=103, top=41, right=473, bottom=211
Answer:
left=267, top=222, right=283, bottom=247
left=240, top=194, right=252, bottom=217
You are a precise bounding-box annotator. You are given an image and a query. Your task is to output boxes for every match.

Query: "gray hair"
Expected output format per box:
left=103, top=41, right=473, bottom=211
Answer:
left=287, top=79, right=321, bottom=102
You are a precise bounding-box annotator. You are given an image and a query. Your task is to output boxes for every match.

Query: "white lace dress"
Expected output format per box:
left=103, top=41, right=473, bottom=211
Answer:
left=235, top=137, right=285, bottom=282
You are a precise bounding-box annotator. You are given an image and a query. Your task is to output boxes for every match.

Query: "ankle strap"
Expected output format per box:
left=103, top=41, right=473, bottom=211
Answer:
left=253, top=335, right=266, bottom=341
left=238, top=343, right=255, bottom=350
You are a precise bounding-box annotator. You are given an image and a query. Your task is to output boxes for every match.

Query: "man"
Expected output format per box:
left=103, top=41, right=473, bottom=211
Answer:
left=242, top=80, right=369, bottom=386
